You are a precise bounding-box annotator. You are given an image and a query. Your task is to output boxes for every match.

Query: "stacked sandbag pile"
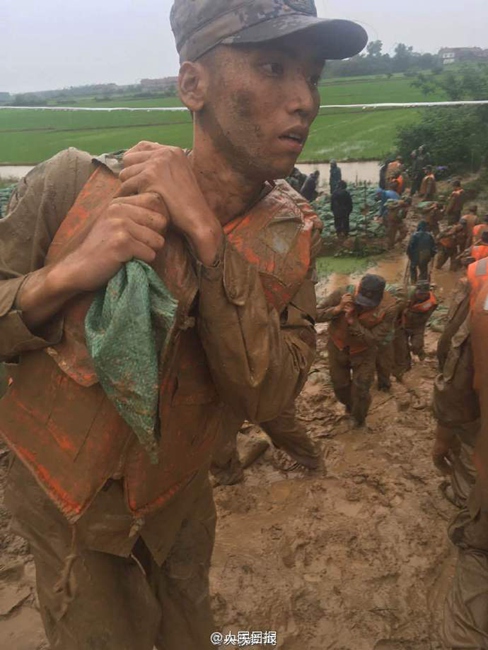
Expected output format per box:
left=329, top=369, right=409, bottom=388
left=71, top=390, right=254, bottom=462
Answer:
left=312, top=183, right=387, bottom=256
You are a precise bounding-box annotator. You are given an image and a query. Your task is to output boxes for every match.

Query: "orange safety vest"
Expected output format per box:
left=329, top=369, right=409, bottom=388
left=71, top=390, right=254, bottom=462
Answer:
left=408, top=292, right=438, bottom=314
left=473, top=224, right=488, bottom=240
left=0, top=167, right=315, bottom=523
left=471, top=245, right=488, bottom=262
left=329, top=290, right=396, bottom=355
left=467, top=257, right=488, bottom=309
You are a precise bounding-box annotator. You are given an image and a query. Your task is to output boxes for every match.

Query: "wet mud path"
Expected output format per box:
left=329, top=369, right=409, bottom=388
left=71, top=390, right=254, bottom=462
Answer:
left=0, top=248, right=462, bottom=649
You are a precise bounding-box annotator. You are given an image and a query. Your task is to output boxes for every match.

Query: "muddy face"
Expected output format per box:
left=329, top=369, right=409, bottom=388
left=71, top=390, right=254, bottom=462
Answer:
left=199, top=37, right=324, bottom=182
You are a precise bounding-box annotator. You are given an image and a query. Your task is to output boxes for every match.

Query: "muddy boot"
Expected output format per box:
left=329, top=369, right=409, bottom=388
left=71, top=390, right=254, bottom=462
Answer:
left=377, top=380, right=391, bottom=392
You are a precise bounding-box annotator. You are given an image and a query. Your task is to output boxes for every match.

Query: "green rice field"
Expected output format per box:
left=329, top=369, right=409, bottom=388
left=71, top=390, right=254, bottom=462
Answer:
left=0, top=75, right=446, bottom=164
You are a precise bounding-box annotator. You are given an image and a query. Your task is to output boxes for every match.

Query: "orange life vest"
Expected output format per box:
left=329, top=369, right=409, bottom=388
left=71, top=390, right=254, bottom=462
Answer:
left=0, top=167, right=315, bottom=523
left=408, top=292, right=438, bottom=314
left=467, top=257, right=488, bottom=310
left=473, top=224, right=488, bottom=240
left=329, top=289, right=396, bottom=355
left=471, top=245, right=488, bottom=262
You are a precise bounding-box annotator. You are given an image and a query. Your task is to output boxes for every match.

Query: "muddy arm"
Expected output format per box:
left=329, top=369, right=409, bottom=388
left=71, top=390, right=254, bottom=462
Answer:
left=316, top=289, right=345, bottom=322
left=0, top=149, right=94, bottom=361
left=348, top=304, right=397, bottom=347
left=197, top=241, right=317, bottom=423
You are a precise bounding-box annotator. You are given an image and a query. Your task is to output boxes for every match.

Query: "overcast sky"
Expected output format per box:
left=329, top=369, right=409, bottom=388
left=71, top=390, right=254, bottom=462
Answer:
left=2, top=0, right=487, bottom=94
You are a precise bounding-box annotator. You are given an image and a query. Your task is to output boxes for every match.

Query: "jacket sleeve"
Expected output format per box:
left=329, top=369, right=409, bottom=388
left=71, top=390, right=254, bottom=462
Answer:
left=433, top=317, right=479, bottom=429
left=197, top=234, right=319, bottom=423
left=316, top=289, right=345, bottom=323
left=0, top=148, right=95, bottom=361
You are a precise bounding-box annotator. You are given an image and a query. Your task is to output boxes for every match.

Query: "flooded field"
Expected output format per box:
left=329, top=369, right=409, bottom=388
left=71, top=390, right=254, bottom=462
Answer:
left=0, top=161, right=382, bottom=185
left=298, top=161, right=380, bottom=187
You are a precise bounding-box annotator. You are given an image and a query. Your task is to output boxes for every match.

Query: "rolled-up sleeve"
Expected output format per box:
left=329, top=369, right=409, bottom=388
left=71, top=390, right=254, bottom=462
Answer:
left=197, top=237, right=317, bottom=423
left=0, top=148, right=94, bottom=361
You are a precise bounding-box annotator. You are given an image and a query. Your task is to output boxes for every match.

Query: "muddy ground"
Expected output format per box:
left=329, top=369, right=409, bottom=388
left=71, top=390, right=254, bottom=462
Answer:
left=0, top=247, right=465, bottom=650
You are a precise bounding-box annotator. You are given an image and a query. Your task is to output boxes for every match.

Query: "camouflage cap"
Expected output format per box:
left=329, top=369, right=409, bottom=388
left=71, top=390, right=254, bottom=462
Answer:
left=170, top=0, right=368, bottom=63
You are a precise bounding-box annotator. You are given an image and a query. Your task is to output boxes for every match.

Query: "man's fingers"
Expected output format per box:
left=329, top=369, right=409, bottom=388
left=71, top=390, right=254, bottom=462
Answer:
left=122, top=151, right=156, bottom=169
left=125, top=141, right=163, bottom=156
left=117, top=175, right=146, bottom=198
left=118, top=162, right=148, bottom=184
left=112, top=193, right=170, bottom=221
left=109, top=203, right=169, bottom=235
left=123, top=220, right=166, bottom=254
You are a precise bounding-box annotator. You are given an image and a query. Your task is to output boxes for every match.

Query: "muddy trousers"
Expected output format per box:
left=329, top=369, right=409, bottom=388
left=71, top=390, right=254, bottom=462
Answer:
left=375, top=342, right=395, bottom=390
left=327, top=341, right=376, bottom=425
left=436, top=247, right=458, bottom=271
left=442, top=480, right=488, bottom=649
left=410, top=256, right=432, bottom=283
left=4, top=459, right=216, bottom=650
left=210, top=402, right=319, bottom=483
left=394, top=327, right=427, bottom=378
left=387, top=222, right=407, bottom=249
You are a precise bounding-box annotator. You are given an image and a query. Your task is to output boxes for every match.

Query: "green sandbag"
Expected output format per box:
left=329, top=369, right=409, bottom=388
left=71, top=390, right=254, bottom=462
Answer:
left=85, top=261, right=178, bottom=463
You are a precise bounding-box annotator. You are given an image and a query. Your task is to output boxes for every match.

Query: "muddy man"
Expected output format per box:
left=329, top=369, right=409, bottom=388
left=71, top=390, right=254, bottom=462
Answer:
left=317, top=274, right=397, bottom=427
left=0, top=1, right=366, bottom=649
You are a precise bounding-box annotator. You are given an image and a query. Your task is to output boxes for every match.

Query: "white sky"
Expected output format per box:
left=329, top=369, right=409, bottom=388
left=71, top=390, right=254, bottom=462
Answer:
left=2, top=0, right=487, bottom=94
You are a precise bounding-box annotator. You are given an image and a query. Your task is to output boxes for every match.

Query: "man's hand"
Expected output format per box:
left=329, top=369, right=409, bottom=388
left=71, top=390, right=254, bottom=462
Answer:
left=54, top=192, right=169, bottom=293
left=118, top=142, right=223, bottom=266
left=432, top=424, right=460, bottom=475
left=333, top=293, right=354, bottom=316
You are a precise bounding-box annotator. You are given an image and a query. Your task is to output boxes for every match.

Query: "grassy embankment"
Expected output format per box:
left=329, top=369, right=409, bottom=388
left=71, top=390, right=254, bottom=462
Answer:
left=0, top=75, right=446, bottom=165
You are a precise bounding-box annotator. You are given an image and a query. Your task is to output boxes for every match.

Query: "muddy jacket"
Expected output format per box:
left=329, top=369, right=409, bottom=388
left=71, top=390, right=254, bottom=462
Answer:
left=317, top=286, right=397, bottom=355
left=433, top=257, right=488, bottom=429
left=420, top=174, right=437, bottom=200
left=446, top=189, right=465, bottom=217
left=471, top=281, right=488, bottom=493
left=0, top=148, right=320, bottom=524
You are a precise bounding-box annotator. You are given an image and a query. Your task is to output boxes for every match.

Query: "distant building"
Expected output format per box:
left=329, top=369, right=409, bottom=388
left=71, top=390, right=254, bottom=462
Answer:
left=439, top=47, right=488, bottom=65
left=0, top=92, right=10, bottom=102
left=140, top=77, right=178, bottom=92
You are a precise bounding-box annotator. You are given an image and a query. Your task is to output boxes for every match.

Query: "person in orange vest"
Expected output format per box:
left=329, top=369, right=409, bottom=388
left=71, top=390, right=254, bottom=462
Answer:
left=459, top=230, right=488, bottom=266
left=432, top=259, right=488, bottom=647
left=472, top=214, right=488, bottom=243
left=0, top=2, right=368, bottom=648
left=445, top=180, right=466, bottom=225
left=317, top=275, right=397, bottom=427
left=419, top=165, right=437, bottom=201
left=386, top=156, right=404, bottom=184
left=385, top=197, right=411, bottom=249
left=436, top=219, right=468, bottom=271
left=394, top=281, right=438, bottom=379
left=460, top=204, right=478, bottom=249
left=388, top=170, right=405, bottom=196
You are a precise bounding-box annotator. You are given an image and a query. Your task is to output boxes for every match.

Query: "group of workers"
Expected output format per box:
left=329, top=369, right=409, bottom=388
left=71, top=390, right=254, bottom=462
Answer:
left=0, top=1, right=487, bottom=648
left=312, top=155, right=488, bottom=647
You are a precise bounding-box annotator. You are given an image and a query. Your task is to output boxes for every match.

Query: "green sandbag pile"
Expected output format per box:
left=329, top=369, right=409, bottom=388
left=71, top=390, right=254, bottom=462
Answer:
left=312, top=183, right=387, bottom=256
left=0, top=185, right=16, bottom=218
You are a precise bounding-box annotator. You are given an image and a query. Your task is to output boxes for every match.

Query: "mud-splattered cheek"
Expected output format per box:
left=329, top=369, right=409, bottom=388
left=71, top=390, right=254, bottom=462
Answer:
left=231, top=90, right=267, bottom=152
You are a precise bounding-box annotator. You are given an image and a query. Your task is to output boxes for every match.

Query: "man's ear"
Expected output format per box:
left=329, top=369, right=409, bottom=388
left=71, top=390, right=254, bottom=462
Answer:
left=178, top=62, right=208, bottom=112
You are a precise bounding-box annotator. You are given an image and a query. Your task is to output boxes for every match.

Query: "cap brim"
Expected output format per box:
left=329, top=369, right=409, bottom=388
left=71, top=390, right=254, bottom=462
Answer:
left=354, top=293, right=381, bottom=309
left=222, top=16, right=368, bottom=60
